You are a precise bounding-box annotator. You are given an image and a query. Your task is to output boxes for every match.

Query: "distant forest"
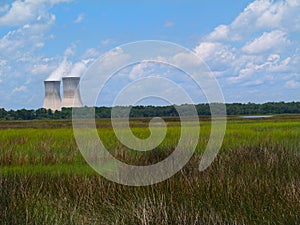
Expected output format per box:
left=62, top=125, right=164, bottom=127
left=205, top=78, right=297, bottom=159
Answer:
left=0, top=102, right=299, bottom=120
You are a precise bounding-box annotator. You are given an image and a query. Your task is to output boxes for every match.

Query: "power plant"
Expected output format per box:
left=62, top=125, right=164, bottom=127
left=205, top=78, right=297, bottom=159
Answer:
left=61, top=77, right=83, bottom=108
left=43, top=81, right=62, bottom=111
left=43, top=77, right=83, bottom=111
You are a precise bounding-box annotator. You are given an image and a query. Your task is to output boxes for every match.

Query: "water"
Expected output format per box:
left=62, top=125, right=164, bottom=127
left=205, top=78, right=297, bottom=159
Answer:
left=241, top=115, right=273, bottom=119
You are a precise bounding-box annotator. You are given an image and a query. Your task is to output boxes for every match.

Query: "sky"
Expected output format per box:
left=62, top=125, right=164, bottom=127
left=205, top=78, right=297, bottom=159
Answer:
left=0, top=0, right=299, bottom=109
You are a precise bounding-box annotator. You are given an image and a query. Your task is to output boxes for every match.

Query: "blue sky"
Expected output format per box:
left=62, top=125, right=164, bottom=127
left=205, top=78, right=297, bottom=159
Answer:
left=0, top=0, right=299, bottom=109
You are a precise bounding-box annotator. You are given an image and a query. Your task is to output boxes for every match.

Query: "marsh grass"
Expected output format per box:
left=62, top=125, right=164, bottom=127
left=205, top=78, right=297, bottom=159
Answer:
left=0, top=115, right=299, bottom=224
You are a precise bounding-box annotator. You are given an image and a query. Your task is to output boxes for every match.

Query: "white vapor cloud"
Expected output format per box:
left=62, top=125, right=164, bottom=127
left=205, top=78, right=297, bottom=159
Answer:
left=68, top=61, right=88, bottom=78
left=46, top=57, right=72, bottom=81
left=46, top=55, right=91, bottom=81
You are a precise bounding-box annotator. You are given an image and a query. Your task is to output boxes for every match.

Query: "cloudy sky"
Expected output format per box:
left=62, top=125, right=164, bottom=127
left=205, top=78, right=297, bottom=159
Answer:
left=0, top=0, right=299, bottom=109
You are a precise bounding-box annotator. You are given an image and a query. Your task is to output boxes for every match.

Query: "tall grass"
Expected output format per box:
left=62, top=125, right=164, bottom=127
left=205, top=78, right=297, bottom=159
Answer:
left=0, top=116, right=299, bottom=224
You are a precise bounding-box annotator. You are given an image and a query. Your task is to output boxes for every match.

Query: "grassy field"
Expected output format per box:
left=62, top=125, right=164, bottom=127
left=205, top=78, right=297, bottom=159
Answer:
left=0, top=115, right=299, bottom=224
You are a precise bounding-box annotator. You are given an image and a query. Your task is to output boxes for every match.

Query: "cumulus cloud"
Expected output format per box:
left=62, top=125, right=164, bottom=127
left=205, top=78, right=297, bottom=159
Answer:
left=194, top=42, right=235, bottom=68
left=128, top=61, right=157, bottom=80
left=242, top=30, right=290, bottom=54
left=201, top=0, right=300, bottom=44
left=0, top=0, right=72, bottom=26
left=206, top=25, right=229, bottom=42
left=0, top=13, right=56, bottom=56
left=0, top=1, right=43, bottom=26
left=222, top=0, right=300, bottom=40
left=194, top=0, right=300, bottom=88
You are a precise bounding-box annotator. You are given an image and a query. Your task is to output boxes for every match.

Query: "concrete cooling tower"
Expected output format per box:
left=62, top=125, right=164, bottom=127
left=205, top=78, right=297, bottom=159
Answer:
left=61, top=77, right=83, bottom=108
left=43, top=81, right=61, bottom=111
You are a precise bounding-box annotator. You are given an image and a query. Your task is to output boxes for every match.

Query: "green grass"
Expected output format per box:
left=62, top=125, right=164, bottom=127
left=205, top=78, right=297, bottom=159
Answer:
left=0, top=115, right=299, bottom=224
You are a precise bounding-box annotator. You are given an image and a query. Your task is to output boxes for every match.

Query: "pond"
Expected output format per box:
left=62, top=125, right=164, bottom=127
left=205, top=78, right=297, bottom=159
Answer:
left=241, top=115, right=273, bottom=119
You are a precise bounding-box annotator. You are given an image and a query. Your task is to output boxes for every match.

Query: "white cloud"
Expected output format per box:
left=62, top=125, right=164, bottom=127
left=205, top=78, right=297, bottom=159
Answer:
left=269, top=56, right=291, bottom=72
left=128, top=61, right=154, bottom=80
left=206, top=25, right=229, bottom=42
left=0, top=0, right=74, bottom=109
left=101, top=39, right=115, bottom=46
left=99, top=47, right=130, bottom=71
left=46, top=57, right=72, bottom=81
left=74, top=13, right=84, bottom=23
left=231, top=0, right=272, bottom=32
left=194, top=42, right=221, bottom=60
left=0, top=13, right=56, bottom=56
left=0, top=0, right=71, bottom=26
left=64, top=44, right=76, bottom=56
left=242, top=79, right=264, bottom=87
left=195, top=42, right=235, bottom=63
left=230, top=0, right=300, bottom=37
left=35, top=42, right=45, bottom=48
left=82, top=48, right=100, bottom=59
left=285, top=80, right=300, bottom=88
left=227, top=63, right=255, bottom=84
left=0, top=1, right=42, bottom=26
left=0, top=59, right=7, bottom=67
left=171, top=52, right=207, bottom=75
left=68, top=61, right=87, bottom=77
left=203, top=0, right=300, bottom=44
left=0, top=9, right=57, bottom=87
left=242, top=30, right=290, bottom=54
left=194, top=42, right=236, bottom=76
left=256, top=0, right=300, bottom=30
left=267, top=54, right=280, bottom=62
left=12, top=85, right=27, bottom=94
left=31, top=63, right=54, bottom=75
left=193, top=0, right=300, bottom=88
left=226, top=53, right=293, bottom=85
left=0, top=4, right=9, bottom=13
left=164, top=20, right=175, bottom=28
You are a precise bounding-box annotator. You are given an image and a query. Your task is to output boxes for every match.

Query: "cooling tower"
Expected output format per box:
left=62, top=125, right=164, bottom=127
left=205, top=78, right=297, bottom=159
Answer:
left=43, top=81, right=61, bottom=111
left=61, top=77, right=83, bottom=108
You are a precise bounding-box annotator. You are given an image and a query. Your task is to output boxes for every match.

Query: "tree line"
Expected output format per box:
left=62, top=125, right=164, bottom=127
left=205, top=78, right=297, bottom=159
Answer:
left=0, top=102, right=299, bottom=120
